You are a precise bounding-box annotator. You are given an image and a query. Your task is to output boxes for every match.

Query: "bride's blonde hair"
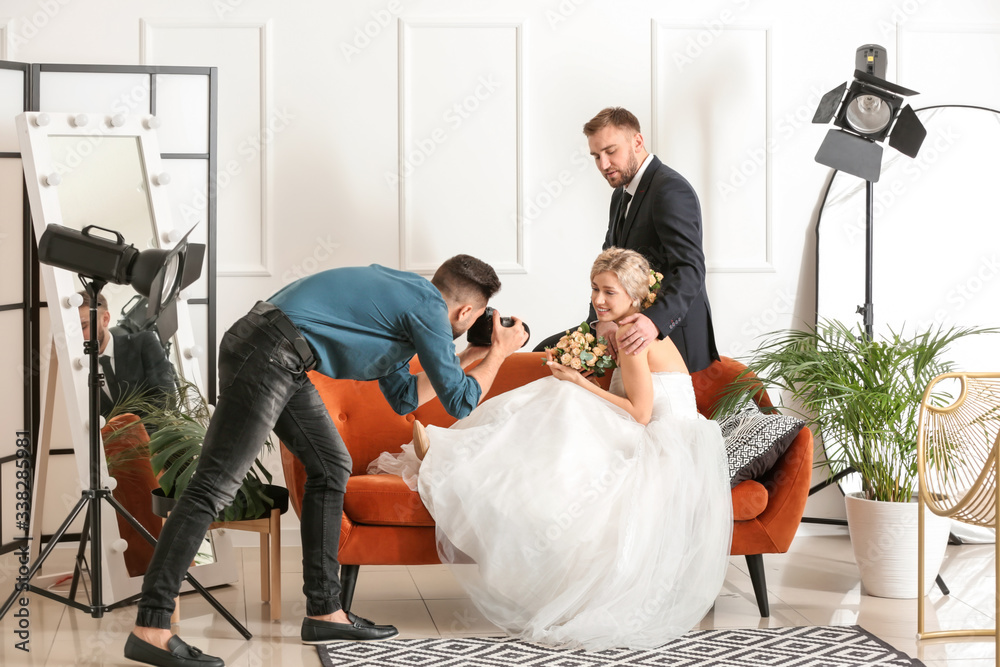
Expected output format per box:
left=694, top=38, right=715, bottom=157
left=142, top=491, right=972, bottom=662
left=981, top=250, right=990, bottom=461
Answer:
left=590, top=247, right=650, bottom=308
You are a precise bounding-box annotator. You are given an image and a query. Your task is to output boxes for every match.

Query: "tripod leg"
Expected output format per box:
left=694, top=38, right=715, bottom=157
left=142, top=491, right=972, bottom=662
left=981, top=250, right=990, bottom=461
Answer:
left=69, top=511, right=92, bottom=601
left=0, top=494, right=91, bottom=620
left=103, top=493, right=252, bottom=639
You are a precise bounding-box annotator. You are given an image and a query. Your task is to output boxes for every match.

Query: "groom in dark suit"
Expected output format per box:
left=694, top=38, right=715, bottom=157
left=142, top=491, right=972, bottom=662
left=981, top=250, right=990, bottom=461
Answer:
left=78, top=291, right=178, bottom=420
left=535, top=107, right=719, bottom=373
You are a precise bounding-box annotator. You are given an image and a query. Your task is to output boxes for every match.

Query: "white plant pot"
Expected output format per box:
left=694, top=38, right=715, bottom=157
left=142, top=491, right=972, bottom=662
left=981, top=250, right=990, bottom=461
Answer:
left=845, top=492, right=951, bottom=599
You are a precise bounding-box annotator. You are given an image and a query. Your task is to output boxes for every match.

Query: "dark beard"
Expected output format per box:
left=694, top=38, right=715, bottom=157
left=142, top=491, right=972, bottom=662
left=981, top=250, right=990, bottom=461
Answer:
left=607, top=151, right=641, bottom=188
left=620, top=151, right=641, bottom=185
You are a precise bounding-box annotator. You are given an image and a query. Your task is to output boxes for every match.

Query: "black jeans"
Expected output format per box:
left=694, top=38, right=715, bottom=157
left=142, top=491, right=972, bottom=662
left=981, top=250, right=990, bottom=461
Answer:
left=136, top=308, right=352, bottom=629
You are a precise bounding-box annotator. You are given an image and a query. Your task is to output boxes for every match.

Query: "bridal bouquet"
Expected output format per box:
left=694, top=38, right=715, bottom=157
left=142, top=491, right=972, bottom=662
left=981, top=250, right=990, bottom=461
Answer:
left=642, top=269, right=664, bottom=309
left=546, top=322, right=617, bottom=377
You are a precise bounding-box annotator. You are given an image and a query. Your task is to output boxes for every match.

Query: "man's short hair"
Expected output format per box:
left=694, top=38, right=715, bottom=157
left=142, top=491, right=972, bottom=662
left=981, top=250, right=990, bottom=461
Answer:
left=432, top=255, right=501, bottom=306
left=77, top=290, right=108, bottom=311
left=583, top=107, right=642, bottom=137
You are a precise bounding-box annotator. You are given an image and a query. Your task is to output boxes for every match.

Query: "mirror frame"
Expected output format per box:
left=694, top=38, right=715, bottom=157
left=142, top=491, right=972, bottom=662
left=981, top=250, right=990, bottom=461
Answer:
left=16, top=110, right=235, bottom=600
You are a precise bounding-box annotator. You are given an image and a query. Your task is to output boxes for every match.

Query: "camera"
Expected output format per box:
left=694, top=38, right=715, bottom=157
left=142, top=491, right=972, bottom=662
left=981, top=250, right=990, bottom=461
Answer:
left=467, top=306, right=530, bottom=348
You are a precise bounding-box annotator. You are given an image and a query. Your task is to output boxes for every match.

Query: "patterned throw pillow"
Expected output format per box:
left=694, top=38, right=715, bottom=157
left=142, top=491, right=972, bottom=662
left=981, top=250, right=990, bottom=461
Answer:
left=719, top=401, right=805, bottom=488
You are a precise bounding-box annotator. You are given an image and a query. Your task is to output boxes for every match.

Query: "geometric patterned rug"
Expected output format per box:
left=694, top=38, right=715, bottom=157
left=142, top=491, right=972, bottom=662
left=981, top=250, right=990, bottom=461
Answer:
left=316, top=625, right=925, bottom=666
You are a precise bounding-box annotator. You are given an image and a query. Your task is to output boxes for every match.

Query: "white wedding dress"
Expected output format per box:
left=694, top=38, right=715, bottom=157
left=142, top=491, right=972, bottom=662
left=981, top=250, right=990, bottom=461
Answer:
left=368, top=370, right=732, bottom=650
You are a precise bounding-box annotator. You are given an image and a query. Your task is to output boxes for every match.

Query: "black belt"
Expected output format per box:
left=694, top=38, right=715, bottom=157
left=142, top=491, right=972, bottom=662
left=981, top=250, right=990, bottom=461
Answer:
left=250, top=301, right=317, bottom=371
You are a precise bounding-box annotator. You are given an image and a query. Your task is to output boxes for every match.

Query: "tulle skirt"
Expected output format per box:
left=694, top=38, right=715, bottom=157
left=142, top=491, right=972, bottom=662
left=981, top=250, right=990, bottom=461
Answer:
left=369, top=374, right=732, bottom=650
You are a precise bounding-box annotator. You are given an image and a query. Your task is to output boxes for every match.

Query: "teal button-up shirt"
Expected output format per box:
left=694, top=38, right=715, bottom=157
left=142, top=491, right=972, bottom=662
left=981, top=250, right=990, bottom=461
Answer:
left=268, top=264, right=481, bottom=418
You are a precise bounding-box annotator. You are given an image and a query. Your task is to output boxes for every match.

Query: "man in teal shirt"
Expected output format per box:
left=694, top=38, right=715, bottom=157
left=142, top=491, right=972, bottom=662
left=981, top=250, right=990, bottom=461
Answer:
left=126, top=255, right=527, bottom=667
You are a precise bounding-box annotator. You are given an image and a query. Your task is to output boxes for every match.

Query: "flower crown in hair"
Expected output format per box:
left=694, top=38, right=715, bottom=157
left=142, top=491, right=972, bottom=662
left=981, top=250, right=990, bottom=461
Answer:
left=641, top=269, right=664, bottom=310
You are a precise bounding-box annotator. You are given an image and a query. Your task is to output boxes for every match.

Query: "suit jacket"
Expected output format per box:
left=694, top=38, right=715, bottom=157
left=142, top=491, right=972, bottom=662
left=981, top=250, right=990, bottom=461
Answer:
left=100, top=329, right=178, bottom=419
left=596, top=155, right=719, bottom=373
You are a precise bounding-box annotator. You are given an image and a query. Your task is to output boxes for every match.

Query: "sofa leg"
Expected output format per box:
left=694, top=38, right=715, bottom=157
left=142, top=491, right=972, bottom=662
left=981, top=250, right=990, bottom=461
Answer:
left=745, top=554, right=770, bottom=617
left=340, top=564, right=360, bottom=611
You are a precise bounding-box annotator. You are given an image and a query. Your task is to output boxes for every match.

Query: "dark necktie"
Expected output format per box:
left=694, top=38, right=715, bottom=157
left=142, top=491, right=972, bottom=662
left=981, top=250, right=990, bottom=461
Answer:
left=613, top=191, right=632, bottom=246
left=100, top=355, right=117, bottom=402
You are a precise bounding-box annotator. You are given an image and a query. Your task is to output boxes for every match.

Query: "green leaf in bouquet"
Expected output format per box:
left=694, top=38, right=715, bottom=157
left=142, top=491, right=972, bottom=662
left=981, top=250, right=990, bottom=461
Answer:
left=580, top=351, right=595, bottom=363
left=579, top=321, right=591, bottom=335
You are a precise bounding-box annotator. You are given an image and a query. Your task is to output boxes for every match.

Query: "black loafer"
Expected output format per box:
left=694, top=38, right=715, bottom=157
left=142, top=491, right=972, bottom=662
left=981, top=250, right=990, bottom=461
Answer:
left=124, top=633, right=224, bottom=667
left=347, top=611, right=375, bottom=626
left=301, top=616, right=399, bottom=643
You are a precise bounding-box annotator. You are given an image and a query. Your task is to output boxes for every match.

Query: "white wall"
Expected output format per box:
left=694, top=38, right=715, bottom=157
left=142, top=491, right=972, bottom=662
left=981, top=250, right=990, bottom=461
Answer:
left=6, top=0, right=1000, bottom=537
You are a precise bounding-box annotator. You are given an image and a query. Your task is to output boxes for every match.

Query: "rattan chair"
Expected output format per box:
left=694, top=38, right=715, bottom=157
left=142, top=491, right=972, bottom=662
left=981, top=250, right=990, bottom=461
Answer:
left=917, top=371, right=999, bottom=658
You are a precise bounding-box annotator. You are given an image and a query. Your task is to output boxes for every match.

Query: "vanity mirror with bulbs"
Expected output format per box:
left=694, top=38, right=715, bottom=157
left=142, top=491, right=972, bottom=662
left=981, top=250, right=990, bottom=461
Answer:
left=15, top=106, right=234, bottom=602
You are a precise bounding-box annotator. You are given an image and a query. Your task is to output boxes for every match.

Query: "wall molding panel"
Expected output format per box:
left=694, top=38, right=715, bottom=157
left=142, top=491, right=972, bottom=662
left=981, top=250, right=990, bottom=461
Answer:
left=141, top=19, right=272, bottom=277
left=652, top=20, right=773, bottom=273
left=398, top=19, right=524, bottom=274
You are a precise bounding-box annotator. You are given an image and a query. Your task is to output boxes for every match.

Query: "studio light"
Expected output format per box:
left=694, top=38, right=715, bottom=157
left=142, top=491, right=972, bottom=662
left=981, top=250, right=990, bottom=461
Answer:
left=812, top=44, right=927, bottom=182
left=38, top=223, right=205, bottom=323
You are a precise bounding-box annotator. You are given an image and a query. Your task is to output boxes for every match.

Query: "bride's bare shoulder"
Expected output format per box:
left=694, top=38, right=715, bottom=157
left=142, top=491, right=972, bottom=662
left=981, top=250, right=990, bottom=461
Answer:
left=647, top=338, right=688, bottom=374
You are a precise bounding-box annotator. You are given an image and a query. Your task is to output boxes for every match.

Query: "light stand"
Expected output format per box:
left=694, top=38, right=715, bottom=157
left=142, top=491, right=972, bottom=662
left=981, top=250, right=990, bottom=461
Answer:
left=811, top=44, right=927, bottom=340
left=800, top=48, right=946, bottom=593
left=0, top=226, right=250, bottom=638
left=862, top=181, right=874, bottom=340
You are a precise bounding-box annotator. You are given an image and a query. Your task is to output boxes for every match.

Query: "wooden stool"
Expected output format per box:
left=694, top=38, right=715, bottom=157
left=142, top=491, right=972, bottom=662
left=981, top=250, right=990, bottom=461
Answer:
left=152, top=486, right=289, bottom=622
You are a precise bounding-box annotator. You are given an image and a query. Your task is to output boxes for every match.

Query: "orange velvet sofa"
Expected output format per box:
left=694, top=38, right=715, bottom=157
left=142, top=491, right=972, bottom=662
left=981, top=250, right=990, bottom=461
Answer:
left=280, top=353, right=813, bottom=617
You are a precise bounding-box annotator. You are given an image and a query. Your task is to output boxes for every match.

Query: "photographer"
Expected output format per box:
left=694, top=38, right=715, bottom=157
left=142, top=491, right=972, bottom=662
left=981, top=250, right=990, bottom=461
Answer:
left=125, top=254, right=527, bottom=667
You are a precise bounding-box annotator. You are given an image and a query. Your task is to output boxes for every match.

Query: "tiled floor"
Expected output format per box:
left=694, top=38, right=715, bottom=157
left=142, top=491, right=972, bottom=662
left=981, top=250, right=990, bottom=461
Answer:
left=0, top=524, right=994, bottom=666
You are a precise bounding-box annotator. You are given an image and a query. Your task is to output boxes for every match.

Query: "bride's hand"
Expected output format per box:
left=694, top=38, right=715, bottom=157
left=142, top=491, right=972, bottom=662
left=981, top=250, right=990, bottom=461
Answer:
left=594, top=320, right=619, bottom=361
left=545, top=350, right=585, bottom=385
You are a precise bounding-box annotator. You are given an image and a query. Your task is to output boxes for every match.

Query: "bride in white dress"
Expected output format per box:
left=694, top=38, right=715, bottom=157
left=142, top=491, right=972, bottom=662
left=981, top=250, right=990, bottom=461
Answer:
left=369, top=248, right=732, bottom=651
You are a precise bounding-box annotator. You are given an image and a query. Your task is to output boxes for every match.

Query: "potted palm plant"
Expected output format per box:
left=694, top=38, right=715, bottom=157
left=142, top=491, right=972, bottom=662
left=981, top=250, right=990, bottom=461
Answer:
left=718, top=319, right=993, bottom=598
left=143, top=379, right=285, bottom=522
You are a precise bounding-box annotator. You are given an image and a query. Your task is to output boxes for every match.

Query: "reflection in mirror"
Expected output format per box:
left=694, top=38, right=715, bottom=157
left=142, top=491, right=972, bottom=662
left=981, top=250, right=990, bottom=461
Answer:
left=17, top=111, right=229, bottom=597
left=48, top=136, right=215, bottom=566
left=48, top=135, right=158, bottom=342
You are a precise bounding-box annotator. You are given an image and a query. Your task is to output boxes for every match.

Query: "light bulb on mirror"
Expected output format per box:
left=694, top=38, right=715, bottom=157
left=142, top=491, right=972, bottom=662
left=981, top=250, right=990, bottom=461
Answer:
left=64, top=293, right=84, bottom=308
left=144, top=115, right=161, bottom=130
left=109, top=114, right=127, bottom=128
left=111, top=538, right=129, bottom=553
left=184, top=345, right=204, bottom=360
left=42, top=173, right=62, bottom=187
left=152, top=172, right=171, bottom=186
left=71, top=113, right=89, bottom=127
left=34, top=112, right=50, bottom=127
left=73, top=356, right=86, bottom=370
left=162, top=228, right=183, bottom=244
